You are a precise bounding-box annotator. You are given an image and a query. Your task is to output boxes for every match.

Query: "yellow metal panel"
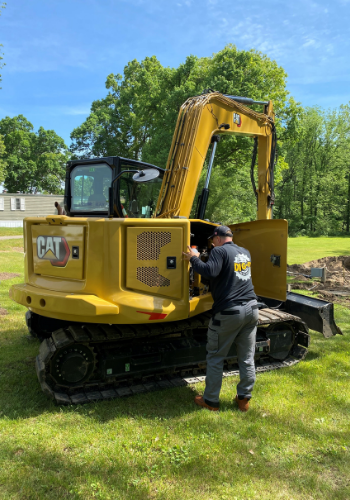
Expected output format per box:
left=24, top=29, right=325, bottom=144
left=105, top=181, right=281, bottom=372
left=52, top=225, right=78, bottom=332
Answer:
left=9, top=283, right=119, bottom=317
left=126, top=227, right=183, bottom=300
left=13, top=216, right=192, bottom=324
left=32, top=224, right=85, bottom=280
left=228, top=219, right=288, bottom=301
left=189, top=292, right=213, bottom=317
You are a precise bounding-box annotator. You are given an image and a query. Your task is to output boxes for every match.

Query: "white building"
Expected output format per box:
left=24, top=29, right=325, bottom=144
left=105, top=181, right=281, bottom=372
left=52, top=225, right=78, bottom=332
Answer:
left=0, top=193, right=64, bottom=227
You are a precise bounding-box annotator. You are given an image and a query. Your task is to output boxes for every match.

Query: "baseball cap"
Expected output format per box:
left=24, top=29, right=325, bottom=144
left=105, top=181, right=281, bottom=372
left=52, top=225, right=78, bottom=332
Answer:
left=208, top=225, right=233, bottom=239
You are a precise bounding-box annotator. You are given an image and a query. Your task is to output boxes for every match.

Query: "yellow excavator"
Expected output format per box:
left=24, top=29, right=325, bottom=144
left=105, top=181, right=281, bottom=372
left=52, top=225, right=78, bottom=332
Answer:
left=10, top=91, right=341, bottom=404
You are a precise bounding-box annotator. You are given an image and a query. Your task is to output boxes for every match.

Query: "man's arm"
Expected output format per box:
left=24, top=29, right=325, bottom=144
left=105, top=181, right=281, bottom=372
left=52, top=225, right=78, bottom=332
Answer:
left=183, top=246, right=224, bottom=278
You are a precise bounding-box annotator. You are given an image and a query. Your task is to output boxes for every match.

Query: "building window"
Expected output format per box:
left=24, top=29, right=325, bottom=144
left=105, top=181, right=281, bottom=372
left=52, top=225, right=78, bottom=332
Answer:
left=10, top=197, right=25, bottom=211
left=0, top=197, right=4, bottom=210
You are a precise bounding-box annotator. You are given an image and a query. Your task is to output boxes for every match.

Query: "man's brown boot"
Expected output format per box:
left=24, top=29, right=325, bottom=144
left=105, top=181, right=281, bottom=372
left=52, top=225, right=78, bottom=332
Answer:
left=194, top=395, right=219, bottom=411
left=235, top=394, right=250, bottom=412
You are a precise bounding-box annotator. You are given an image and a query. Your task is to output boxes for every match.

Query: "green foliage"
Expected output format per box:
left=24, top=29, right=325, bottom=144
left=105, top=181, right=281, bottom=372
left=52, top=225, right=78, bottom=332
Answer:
left=71, top=45, right=298, bottom=223
left=0, top=115, right=69, bottom=193
left=276, top=105, right=350, bottom=235
left=0, top=133, right=6, bottom=183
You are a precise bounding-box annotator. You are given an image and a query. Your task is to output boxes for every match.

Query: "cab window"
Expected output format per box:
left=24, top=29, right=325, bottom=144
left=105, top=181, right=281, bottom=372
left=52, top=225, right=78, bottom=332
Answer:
left=118, top=160, right=163, bottom=218
left=71, top=163, right=112, bottom=212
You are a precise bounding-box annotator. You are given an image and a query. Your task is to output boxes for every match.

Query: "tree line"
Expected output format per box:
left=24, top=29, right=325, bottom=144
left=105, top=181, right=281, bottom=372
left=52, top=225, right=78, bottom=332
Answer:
left=0, top=45, right=349, bottom=235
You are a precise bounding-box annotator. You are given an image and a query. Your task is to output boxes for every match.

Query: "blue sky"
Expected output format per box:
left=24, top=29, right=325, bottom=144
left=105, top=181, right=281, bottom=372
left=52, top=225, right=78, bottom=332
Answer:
left=1, top=0, right=349, bottom=146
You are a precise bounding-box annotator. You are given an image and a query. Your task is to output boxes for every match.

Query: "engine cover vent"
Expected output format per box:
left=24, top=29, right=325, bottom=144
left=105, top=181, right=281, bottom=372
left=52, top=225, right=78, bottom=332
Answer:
left=137, top=267, right=170, bottom=287
left=127, top=226, right=183, bottom=300
left=137, top=231, right=171, bottom=261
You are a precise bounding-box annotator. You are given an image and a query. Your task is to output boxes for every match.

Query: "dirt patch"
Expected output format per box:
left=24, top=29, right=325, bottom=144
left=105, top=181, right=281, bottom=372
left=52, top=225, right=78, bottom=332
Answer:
left=0, top=272, right=21, bottom=280
left=0, top=308, right=8, bottom=316
left=10, top=247, right=24, bottom=253
left=288, top=255, right=350, bottom=305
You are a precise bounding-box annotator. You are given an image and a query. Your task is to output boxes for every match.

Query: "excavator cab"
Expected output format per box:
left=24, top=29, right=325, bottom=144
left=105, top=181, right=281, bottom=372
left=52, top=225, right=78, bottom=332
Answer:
left=64, top=156, right=164, bottom=218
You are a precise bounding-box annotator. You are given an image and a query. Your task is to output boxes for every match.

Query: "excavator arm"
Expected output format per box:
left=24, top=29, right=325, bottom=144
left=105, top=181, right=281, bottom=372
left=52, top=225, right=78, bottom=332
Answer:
left=155, top=92, right=275, bottom=220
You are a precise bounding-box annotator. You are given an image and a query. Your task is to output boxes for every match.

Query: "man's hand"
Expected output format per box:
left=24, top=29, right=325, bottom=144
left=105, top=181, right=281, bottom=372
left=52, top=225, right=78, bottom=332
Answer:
left=182, top=246, right=200, bottom=261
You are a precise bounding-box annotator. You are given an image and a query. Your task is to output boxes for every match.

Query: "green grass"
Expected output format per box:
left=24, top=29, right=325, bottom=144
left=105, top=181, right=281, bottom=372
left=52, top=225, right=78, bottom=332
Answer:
left=288, top=236, right=350, bottom=265
left=0, top=238, right=349, bottom=499
left=0, top=227, right=23, bottom=237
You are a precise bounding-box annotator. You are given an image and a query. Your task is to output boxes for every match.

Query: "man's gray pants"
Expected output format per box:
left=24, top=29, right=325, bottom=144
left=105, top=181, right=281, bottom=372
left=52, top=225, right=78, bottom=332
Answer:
left=203, top=300, right=259, bottom=405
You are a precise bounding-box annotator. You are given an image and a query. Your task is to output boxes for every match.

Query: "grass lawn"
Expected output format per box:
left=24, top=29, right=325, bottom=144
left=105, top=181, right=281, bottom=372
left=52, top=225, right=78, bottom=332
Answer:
left=288, top=236, right=350, bottom=265
left=0, top=236, right=349, bottom=499
left=0, top=227, right=23, bottom=237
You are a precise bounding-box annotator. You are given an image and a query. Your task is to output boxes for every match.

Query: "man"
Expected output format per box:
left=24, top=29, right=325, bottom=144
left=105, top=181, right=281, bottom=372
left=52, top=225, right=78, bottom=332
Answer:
left=182, top=226, right=259, bottom=412
left=88, top=177, right=107, bottom=209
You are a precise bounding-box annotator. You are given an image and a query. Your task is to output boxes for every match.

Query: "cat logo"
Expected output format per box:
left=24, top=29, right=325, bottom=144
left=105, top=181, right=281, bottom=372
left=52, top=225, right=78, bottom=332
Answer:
left=233, top=113, right=242, bottom=127
left=37, top=236, right=70, bottom=267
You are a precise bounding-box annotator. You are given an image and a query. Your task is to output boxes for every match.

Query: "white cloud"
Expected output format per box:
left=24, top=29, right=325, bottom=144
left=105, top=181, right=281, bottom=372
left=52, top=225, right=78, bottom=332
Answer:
left=302, top=39, right=316, bottom=48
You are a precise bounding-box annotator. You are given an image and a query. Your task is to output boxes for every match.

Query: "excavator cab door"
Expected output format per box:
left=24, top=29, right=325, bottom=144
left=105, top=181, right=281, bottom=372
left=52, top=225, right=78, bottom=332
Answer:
left=228, top=219, right=288, bottom=302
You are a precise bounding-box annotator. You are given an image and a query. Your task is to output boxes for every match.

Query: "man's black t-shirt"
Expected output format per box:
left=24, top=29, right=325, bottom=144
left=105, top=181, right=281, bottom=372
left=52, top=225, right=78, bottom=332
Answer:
left=190, top=241, right=256, bottom=314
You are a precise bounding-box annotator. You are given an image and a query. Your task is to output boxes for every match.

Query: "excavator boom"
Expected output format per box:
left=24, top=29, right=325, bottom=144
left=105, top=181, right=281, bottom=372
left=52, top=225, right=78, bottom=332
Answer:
left=156, top=92, right=275, bottom=220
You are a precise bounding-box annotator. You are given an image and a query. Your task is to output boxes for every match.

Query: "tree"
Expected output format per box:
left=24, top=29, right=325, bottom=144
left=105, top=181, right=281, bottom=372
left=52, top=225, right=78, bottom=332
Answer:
left=71, top=45, right=299, bottom=223
left=0, top=134, right=6, bottom=183
left=0, top=115, right=69, bottom=193
left=275, top=105, right=350, bottom=235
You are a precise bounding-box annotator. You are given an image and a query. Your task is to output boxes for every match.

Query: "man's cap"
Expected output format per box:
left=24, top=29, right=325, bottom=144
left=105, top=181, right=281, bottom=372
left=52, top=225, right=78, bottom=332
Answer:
left=208, top=225, right=233, bottom=239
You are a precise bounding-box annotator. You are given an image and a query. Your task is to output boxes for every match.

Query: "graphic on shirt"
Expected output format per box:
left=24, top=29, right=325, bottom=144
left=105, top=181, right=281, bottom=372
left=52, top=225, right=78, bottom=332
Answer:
left=234, top=253, right=251, bottom=281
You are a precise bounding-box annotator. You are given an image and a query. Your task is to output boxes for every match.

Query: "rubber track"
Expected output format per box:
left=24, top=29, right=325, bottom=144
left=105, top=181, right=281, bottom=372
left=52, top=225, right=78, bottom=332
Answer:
left=35, top=308, right=308, bottom=405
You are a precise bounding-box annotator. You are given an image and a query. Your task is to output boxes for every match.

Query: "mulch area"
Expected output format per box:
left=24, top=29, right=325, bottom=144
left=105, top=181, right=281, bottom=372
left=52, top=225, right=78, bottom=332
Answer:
left=0, top=308, right=8, bottom=316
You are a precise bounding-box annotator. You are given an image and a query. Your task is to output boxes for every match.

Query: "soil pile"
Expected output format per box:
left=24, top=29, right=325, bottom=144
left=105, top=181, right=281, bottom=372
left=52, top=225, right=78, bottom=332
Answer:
left=288, top=255, right=350, bottom=303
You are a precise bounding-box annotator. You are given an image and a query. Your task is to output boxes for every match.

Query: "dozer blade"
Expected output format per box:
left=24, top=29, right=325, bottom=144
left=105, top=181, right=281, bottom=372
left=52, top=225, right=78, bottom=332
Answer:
left=285, top=292, right=342, bottom=338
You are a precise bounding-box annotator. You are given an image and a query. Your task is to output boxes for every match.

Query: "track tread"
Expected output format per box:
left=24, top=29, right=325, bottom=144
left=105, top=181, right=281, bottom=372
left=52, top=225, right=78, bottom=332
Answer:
left=83, top=325, right=106, bottom=341
left=118, top=325, right=137, bottom=338
left=100, top=325, right=122, bottom=340
left=39, top=338, right=56, bottom=364
left=52, top=329, right=73, bottom=349
left=71, top=393, right=89, bottom=404
left=69, top=325, right=90, bottom=342
left=34, top=309, right=308, bottom=405
left=258, top=308, right=303, bottom=325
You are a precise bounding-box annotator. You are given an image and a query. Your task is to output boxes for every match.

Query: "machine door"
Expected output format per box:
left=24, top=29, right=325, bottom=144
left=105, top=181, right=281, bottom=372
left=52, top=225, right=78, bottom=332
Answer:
left=228, top=219, right=288, bottom=301
left=126, top=226, right=183, bottom=300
